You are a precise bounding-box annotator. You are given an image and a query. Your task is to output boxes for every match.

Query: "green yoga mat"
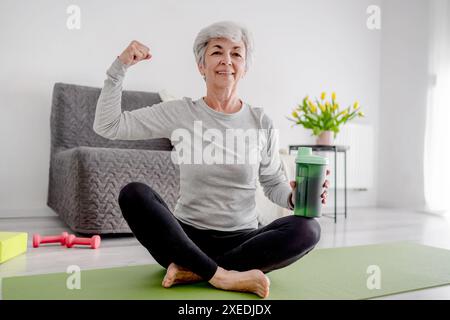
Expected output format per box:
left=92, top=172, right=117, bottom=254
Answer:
left=3, top=242, right=450, bottom=300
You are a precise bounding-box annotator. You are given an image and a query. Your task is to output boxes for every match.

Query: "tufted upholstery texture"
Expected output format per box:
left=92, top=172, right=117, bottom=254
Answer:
left=47, top=83, right=179, bottom=234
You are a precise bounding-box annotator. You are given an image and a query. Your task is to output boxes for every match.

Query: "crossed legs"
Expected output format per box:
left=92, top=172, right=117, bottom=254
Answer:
left=118, top=182, right=321, bottom=298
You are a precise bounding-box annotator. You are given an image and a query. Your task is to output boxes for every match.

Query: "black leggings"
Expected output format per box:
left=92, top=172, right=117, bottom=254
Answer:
left=118, top=182, right=321, bottom=281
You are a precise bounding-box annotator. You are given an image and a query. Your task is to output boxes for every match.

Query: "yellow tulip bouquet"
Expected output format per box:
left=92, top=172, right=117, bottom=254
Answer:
left=287, top=92, right=364, bottom=138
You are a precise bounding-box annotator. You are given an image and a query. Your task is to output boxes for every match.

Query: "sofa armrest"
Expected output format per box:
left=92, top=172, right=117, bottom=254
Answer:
left=48, top=146, right=180, bottom=233
left=56, top=146, right=179, bottom=195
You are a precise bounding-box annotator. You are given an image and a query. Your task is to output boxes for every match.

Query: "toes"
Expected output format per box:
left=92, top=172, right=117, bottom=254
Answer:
left=265, top=276, right=271, bottom=298
left=163, top=278, right=174, bottom=288
left=162, top=267, right=176, bottom=288
left=261, top=286, right=270, bottom=299
left=162, top=274, right=172, bottom=287
left=263, top=274, right=271, bottom=287
left=258, top=274, right=270, bottom=298
left=257, top=285, right=268, bottom=299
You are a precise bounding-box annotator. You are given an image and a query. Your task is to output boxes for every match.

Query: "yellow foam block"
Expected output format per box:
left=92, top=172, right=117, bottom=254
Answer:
left=0, top=232, right=28, bottom=264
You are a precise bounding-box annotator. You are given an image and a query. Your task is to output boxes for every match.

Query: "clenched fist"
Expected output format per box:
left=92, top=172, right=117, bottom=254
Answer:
left=118, top=40, right=152, bottom=66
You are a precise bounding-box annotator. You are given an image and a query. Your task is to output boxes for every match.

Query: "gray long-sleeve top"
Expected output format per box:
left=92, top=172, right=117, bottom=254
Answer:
left=94, top=57, right=293, bottom=231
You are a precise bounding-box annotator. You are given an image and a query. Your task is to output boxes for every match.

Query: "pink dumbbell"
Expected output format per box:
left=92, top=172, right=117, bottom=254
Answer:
left=33, top=232, right=69, bottom=248
left=66, top=235, right=101, bottom=249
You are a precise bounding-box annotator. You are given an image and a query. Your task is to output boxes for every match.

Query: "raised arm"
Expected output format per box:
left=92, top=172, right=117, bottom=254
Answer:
left=93, top=40, right=175, bottom=140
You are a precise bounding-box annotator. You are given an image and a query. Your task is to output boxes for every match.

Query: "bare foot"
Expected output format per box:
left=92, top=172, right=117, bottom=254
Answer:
left=162, top=263, right=203, bottom=288
left=209, top=267, right=270, bottom=298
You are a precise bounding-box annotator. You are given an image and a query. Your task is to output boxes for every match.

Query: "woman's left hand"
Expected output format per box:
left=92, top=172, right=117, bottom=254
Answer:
left=321, top=169, right=331, bottom=204
left=289, top=169, right=331, bottom=206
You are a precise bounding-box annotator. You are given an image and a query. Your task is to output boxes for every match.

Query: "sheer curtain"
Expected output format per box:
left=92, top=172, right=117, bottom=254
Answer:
left=424, top=0, right=450, bottom=213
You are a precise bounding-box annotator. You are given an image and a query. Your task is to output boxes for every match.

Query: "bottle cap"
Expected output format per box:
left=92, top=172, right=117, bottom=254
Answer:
left=295, top=147, right=329, bottom=165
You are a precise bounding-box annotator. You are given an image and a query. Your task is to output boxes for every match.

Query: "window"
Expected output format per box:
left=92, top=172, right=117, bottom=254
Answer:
left=424, top=0, right=450, bottom=214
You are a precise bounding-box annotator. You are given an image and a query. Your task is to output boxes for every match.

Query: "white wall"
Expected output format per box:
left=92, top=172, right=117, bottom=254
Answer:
left=0, top=0, right=381, bottom=217
left=377, top=0, right=430, bottom=210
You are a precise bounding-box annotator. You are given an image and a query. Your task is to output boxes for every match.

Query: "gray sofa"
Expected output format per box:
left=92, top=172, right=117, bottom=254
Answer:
left=47, top=83, right=180, bottom=234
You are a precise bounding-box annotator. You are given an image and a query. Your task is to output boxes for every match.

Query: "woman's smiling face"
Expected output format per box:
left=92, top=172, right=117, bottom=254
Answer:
left=199, top=37, right=247, bottom=89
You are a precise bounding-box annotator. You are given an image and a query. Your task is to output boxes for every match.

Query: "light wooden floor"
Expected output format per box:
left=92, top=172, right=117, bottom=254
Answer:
left=1, top=207, right=450, bottom=300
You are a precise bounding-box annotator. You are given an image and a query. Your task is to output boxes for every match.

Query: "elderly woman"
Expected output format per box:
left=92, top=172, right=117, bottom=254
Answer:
left=94, top=21, right=329, bottom=299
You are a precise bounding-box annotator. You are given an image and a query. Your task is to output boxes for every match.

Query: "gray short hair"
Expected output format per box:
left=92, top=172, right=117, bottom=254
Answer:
left=193, top=21, right=254, bottom=72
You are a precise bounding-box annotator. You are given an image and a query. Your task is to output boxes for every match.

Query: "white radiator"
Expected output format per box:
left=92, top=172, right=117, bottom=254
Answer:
left=317, top=123, right=374, bottom=191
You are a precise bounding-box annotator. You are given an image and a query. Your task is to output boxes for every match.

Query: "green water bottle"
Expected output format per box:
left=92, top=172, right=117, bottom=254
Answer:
left=294, top=147, right=329, bottom=218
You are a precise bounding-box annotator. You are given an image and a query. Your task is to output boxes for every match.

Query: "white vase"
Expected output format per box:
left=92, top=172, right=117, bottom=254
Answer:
left=316, top=131, right=334, bottom=145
